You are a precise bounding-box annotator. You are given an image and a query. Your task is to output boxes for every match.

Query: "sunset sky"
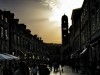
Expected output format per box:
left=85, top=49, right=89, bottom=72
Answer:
left=0, top=0, right=84, bottom=44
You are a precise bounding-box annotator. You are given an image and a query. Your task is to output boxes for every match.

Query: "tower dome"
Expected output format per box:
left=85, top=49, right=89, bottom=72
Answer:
left=62, top=14, right=68, bottom=20
left=61, top=14, right=68, bottom=25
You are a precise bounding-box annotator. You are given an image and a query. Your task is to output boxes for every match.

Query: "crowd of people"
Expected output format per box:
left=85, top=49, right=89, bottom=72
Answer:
left=0, top=61, right=64, bottom=75
left=0, top=61, right=19, bottom=75
left=0, top=61, right=37, bottom=75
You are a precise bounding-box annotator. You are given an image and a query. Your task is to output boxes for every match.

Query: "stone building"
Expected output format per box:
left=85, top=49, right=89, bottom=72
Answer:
left=0, top=10, right=9, bottom=54
left=46, top=43, right=61, bottom=63
left=69, top=0, right=100, bottom=74
left=0, top=9, right=49, bottom=65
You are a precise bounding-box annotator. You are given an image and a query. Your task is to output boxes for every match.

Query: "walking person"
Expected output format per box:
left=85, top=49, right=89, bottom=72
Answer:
left=95, top=61, right=100, bottom=75
left=3, top=67, right=8, bottom=75
left=0, top=64, right=3, bottom=75
left=61, top=62, right=64, bottom=72
left=75, top=62, right=79, bottom=73
left=49, top=62, right=52, bottom=71
left=39, top=64, right=50, bottom=75
left=13, top=61, right=29, bottom=75
left=31, top=63, right=37, bottom=75
left=8, top=66, right=14, bottom=75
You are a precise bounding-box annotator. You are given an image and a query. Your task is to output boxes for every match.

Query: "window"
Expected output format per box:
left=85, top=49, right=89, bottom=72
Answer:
left=5, top=18, right=7, bottom=22
left=64, top=21, right=66, bottom=23
left=97, top=11, right=99, bottom=22
left=81, top=31, right=85, bottom=44
left=63, top=28, right=67, bottom=30
left=1, top=15, right=3, bottom=20
left=93, top=23, right=95, bottom=33
left=5, top=30, right=8, bottom=40
left=1, top=27, right=3, bottom=38
left=84, top=8, right=85, bottom=16
left=1, top=44, right=3, bottom=53
left=18, top=36, right=20, bottom=45
left=91, top=14, right=95, bottom=34
left=64, top=35, right=66, bottom=37
left=97, top=9, right=100, bottom=29
left=20, top=38, right=22, bottom=46
left=85, top=4, right=88, bottom=13
left=14, top=34, right=16, bottom=43
left=81, top=13, right=83, bottom=22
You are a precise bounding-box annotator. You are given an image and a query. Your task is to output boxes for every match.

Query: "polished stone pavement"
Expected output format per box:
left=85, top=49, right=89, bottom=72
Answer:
left=50, top=66, right=84, bottom=75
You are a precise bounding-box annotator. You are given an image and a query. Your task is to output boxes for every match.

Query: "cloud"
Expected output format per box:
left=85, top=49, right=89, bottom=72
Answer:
left=33, top=0, right=42, bottom=2
left=42, top=0, right=60, bottom=8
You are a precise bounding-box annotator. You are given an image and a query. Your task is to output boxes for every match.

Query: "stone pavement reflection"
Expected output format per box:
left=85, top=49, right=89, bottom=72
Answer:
left=50, top=66, right=84, bottom=75
left=36, top=65, right=84, bottom=75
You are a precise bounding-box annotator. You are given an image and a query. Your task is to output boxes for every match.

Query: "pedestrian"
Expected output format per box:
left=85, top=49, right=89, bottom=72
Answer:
left=54, top=62, right=59, bottom=72
left=13, top=61, right=29, bottom=75
left=25, top=62, right=30, bottom=75
left=61, top=62, right=64, bottom=72
left=39, top=64, right=50, bottom=75
left=3, top=67, right=8, bottom=75
left=44, top=66, right=50, bottom=75
left=31, top=63, right=37, bottom=75
left=0, top=64, right=3, bottom=75
left=95, top=61, right=100, bottom=75
left=8, top=66, right=14, bottom=75
left=75, top=62, right=79, bottom=73
left=49, top=62, right=52, bottom=71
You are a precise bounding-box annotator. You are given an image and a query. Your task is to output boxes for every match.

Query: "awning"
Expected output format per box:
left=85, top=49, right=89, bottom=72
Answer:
left=4, top=53, right=20, bottom=60
left=80, top=48, right=87, bottom=55
left=71, top=50, right=79, bottom=58
left=0, top=54, right=13, bottom=61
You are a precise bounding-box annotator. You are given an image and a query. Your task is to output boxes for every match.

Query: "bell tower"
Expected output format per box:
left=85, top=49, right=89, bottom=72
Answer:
left=61, top=14, right=68, bottom=46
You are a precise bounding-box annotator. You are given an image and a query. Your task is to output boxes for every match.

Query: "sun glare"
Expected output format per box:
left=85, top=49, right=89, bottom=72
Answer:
left=49, top=7, right=63, bottom=22
left=49, top=0, right=84, bottom=25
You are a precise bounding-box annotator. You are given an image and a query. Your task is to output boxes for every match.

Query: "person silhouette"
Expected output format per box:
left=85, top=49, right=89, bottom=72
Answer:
left=13, top=61, right=29, bottom=75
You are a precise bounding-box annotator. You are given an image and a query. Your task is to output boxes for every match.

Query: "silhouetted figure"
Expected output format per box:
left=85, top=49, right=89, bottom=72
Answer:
left=88, top=61, right=96, bottom=75
left=31, top=63, right=37, bottom=75
left=13, top=61, right=29, bottom=75
left=25, top=62, right=30, bottom=75
left=8, top=66, right=14, bottom=75
left=14, top=62, right=19, bottom=71
left=71, top=60, right=75, bottom=72
left=49, top=62, right=52, bottom=71
left=3, top=67, right=8, bottom=75
left=39, top=64, right=50, bottom=75
left=54, top=62, right=59, bottom=72
left=75, top=62, right=79, bottom=73
left=95, top=61, right=100, bottom=75
left=0, top=64, right=3, bottom=75
left=61, top=62, right=64, bottom=72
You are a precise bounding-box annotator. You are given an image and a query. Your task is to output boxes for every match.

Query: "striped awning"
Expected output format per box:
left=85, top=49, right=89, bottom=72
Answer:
left=4, top=53, right=20, bottom=60
left=80, top=48, right=87, bottom=55
left=0, top=54, right=13, bottom=61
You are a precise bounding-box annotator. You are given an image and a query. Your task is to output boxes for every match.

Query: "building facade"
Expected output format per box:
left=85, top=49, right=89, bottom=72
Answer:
left=68, top=0, right=100, bottom=74
left=46, top=43, right=61, bottom=63
left=0, top=9, right=49, bottom=65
